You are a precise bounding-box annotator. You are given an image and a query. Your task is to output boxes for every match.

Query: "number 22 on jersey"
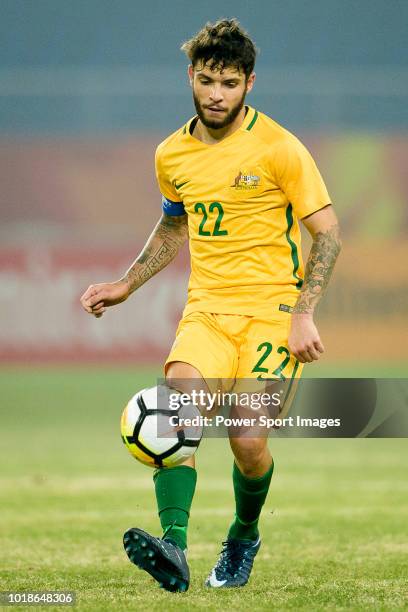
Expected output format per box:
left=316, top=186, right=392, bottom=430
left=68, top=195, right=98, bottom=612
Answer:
left=194, top=202, right=228, bottom=236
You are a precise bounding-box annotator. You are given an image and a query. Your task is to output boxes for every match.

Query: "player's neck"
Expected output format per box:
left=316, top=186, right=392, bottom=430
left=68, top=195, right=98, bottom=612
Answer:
left=193, top=106, right=247, bottom=145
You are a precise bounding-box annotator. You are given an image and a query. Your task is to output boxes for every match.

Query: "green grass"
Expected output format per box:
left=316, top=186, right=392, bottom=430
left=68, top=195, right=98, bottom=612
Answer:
left=0, top=367, right=407, bottom=610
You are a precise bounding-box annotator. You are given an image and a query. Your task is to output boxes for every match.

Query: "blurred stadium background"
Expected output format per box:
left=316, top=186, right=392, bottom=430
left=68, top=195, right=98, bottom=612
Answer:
left=1, top=0, right=407, bottom=369
left=1, top=2, right=407, bottom=607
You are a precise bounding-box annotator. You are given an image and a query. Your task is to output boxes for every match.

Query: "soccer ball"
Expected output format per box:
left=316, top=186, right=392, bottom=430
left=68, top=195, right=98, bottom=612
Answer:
left=120, top=385, right=202, bottom=468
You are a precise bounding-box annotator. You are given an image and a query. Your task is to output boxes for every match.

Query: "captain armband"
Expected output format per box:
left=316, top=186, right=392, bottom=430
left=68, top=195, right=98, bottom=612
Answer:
left=162, top=195, right=186, bottom=216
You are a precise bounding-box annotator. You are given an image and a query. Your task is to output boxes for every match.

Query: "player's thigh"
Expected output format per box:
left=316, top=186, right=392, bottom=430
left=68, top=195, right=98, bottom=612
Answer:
left=235, top=313, right=303, bottom=418
left=165, top=311, right=237, bottom=393
left=166, top=360, right=209, bottom=406
left=166, top=361, right=203, bottom=384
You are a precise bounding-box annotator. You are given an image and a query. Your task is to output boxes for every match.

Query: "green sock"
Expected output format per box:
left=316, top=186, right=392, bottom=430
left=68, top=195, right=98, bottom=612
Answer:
left=153, top=465, right=197, bottom=550
left=228, top=461, right=274, bottom=541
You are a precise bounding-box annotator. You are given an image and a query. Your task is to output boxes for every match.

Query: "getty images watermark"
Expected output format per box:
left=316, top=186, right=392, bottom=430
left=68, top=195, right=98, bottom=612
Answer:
left=167, top=388, right=340, bottom=430
left=168, top=389, right=283, bottom=411
left=157, top=378, right=408, bottom=438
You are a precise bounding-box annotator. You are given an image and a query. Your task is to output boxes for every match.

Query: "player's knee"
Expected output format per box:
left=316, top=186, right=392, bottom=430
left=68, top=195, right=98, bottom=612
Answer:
left=231, top=438, right=268, bottom=475
left=166, top=360, right=206, bottom=396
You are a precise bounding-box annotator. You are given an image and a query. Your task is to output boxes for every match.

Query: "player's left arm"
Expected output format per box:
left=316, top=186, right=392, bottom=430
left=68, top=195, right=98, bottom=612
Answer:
left=288, top=204, right=342, bottom=363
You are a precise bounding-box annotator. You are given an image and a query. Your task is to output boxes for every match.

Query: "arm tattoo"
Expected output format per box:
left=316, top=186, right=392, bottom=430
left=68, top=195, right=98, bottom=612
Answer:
left=293, top=223, right=341, bottom=314
left=123, top=214, right=188, bottom=293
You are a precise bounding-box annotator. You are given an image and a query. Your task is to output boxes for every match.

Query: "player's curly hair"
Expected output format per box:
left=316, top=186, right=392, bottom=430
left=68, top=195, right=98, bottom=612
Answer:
left=181, top=18, right=257, bottom=79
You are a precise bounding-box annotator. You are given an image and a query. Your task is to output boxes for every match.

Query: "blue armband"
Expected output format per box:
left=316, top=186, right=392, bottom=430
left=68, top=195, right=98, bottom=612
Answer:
left=162, top=195, right=186, bottom=216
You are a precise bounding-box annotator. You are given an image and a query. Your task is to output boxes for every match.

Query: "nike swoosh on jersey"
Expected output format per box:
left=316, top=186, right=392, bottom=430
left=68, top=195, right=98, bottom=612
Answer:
left=174, top=181, right=189, bottom=189
left=208, top=570, right=227, bottom=587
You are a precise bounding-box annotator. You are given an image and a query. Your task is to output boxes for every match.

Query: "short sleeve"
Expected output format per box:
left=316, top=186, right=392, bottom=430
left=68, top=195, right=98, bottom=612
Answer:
left=154, top=144, right=180, bottom=203
left=272, top=136, right=331, bottom=219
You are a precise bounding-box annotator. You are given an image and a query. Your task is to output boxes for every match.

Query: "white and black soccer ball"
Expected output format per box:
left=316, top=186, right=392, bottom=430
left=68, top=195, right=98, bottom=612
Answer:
left=121, top=385, right=202, bottom=468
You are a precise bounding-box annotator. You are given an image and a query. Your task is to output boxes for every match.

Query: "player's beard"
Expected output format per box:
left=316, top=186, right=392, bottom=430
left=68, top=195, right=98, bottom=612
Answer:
left=192, top=88, right=247, bottom=130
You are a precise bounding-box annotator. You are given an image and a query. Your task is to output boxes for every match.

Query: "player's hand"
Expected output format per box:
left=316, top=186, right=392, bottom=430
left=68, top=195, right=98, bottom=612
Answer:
left=80, top=279, right=130, bottom=318
left=288, top=313, right=325, bottom=363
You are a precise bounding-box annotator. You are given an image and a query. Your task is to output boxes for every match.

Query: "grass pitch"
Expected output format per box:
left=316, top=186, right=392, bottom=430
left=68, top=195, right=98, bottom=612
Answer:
left=0, top=366, right=407, bottom=610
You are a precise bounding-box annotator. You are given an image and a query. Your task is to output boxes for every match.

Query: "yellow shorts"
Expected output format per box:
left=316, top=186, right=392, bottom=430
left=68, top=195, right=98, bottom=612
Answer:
left=165, top=310, right=303, bottom=385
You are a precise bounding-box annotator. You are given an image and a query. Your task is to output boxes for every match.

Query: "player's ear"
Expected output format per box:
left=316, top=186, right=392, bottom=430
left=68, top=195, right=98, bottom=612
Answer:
left=246, top=72, right=256, bottom=94
left=187, top=65, right=194, bottom=87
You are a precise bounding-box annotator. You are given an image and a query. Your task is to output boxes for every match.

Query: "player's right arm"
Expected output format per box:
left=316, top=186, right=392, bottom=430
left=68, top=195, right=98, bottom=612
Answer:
left=80, top=211, right=188, bottom=318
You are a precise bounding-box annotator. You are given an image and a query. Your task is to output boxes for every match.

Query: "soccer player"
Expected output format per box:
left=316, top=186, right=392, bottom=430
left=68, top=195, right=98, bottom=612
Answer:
left=80, top=19, right=341, bottom=592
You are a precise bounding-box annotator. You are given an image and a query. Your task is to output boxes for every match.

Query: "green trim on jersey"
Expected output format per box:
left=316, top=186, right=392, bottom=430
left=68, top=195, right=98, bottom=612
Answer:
left=285, top=204, right=303, bottom=289
left=246, top=109, right=258, bottom=131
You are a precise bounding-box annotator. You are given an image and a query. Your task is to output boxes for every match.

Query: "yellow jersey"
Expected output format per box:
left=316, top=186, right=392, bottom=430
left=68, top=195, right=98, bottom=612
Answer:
left=155, top=105, right=331, bottom=317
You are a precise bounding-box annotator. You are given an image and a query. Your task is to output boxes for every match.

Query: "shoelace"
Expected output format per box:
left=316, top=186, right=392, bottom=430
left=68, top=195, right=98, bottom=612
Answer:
left=216, top=540, right=251, bottom=575
left=162, top=521, right=177, bottom=540
left=161, top=521, right=188, bottom=557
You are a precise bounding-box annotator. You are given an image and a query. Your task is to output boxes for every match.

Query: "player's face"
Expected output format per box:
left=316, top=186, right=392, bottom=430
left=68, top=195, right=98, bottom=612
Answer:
left=189, top=63, right=255, bottom=130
